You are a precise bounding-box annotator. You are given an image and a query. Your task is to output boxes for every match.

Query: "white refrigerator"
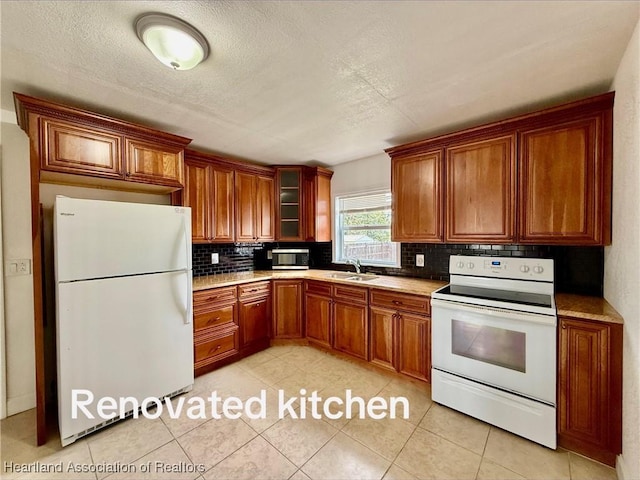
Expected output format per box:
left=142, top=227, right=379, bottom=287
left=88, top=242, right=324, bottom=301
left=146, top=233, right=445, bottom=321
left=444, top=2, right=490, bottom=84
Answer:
left=54, top=196, right=194, bottom=446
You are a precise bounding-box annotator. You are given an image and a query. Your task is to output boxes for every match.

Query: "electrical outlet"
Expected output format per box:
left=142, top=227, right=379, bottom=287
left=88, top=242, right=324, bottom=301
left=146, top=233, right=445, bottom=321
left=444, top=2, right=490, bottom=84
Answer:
left=211, top=253, right=219, bottom=264
left=4, top=259, right=31, bottom=276
left=416, top=254, right=425, bottom=267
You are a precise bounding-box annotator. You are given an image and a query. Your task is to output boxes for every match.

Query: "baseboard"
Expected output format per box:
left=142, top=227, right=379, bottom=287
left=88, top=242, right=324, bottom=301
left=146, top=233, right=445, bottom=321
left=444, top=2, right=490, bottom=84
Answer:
left=616, top=453, right=629, bottom=480
left=7, top=392, right=36, bottom=416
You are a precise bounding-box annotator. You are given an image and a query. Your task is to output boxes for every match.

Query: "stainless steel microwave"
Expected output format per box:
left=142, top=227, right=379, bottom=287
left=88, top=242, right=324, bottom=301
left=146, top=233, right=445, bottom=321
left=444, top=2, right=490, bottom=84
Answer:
left=271, top=248, right=310, bottom=270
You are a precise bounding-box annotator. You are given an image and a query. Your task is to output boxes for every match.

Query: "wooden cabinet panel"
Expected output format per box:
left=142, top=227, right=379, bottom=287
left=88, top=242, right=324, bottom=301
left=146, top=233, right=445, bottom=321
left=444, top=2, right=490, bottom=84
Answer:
left=558, top=317, right=622, bottom=466
left=333, top=301, right=368, bottom=360
left=519, top=117, right=609, bottom=244
left=194, top=304, right=235, bottom=332
left=256, top=175, right=275, bottom=241
left=236, top=171, right=275, bottom=242
left=194, top=286, right=237, bottom=306
left=238, top=281, right=271, bottom=299
left=235, top=171, right=257, bottom=242
left=239, top=296, right=270, bottom=348
left=369, top=306, right=396, bottom=371
left=194, top=326, right=239, bottom=367
left=370, top=289, right=430, bottom=315
left=41, top=118, right=122, bottom=178
left=397, top=313, right=430, bottom=382
left=184, top=160, right=211, bottom=242
left=332, top=284, right=368, bottom=304
left=211, top=168, right=235, bottom=242
left=272, top=280, right=304, bottom=338
left=446, top=136, right=515, bottom=243
left=392, top=151, right=443, bottom=242
left=124, top=138, right=184, bottom=187
left=305, top=293, right=332, bottom=348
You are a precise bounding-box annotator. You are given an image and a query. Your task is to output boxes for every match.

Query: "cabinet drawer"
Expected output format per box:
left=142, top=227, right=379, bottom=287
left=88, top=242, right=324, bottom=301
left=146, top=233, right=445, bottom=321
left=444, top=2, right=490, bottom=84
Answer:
left=370, top=289, right=430, bottom=315
left=194, top=286, right=237, bottom=307
left=332, top=284, right=368, bottom=304
left=194, top=327, right=239, bottom=364
left=238, top=281, right=271, bottom=299
left=306, top=280, right=332, bottom=297
left=194, top=304, right=235, bottom=332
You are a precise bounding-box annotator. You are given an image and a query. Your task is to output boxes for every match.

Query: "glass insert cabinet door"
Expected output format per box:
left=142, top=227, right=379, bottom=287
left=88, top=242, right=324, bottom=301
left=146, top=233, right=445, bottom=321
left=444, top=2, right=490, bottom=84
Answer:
left=278, top=169, right=301, bottom=239
left=451, top=319, right=526, bottom=373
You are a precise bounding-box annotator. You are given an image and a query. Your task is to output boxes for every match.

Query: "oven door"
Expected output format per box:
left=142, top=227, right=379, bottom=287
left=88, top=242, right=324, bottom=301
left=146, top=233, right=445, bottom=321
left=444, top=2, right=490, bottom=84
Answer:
left=431, top=298, right=556, bottom=404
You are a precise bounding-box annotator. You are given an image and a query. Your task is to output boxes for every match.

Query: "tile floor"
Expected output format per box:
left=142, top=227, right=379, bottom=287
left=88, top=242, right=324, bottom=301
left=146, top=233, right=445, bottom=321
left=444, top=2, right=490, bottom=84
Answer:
left=1, top=345, right=618, bottom=480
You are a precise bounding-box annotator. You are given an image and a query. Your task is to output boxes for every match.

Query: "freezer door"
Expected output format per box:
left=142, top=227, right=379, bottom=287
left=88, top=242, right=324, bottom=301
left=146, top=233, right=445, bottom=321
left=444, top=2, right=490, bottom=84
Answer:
left=57, top=270, right=193, bottom=443
left=54, top=196, right=191, bottom=282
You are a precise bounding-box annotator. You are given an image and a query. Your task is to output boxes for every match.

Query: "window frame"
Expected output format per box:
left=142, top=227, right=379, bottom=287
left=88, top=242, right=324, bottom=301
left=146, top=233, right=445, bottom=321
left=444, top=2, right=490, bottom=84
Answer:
left=333, top=189, right=400, bottom=268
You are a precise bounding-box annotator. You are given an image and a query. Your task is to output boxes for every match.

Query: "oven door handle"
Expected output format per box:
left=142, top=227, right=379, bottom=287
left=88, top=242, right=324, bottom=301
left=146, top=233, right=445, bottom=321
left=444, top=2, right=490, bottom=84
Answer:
left=430, top=298, right=557, bottom=326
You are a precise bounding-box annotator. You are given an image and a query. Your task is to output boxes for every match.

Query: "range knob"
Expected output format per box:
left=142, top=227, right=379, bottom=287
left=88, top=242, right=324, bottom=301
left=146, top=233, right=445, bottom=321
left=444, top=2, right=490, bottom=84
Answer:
left=533, top=266, right=544, bottom=274
left=467, top=262, right=475, bottom=270
left=456, top=261, right=465, bottom=269
left=520, top=265, right=530, bottom=273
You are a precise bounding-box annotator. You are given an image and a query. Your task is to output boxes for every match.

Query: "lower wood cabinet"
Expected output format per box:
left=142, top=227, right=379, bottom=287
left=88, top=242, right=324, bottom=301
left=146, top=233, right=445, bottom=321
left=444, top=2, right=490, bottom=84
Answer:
left=333, top=295, right=368, bottom=360
left=305, top=281, right=332, bottom=348
left=369, top=289, right=431, bottom=382
left=193, top=286, right=239, bottom=375
left=558, top=316, right=622, bottom=466
left=238, top=281, right=271, bottom=352
left=272, top=280, right=304, bottom=338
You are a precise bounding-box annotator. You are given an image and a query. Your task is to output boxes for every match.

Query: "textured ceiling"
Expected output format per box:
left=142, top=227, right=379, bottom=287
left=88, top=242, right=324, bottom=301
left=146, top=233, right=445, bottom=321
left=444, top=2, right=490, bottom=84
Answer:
left=1, top=1, right=638, bottom=166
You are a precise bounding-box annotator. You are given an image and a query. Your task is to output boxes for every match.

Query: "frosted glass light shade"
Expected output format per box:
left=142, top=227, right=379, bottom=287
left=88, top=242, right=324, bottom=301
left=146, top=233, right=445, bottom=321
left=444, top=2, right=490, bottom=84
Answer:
left=135, top=14, right=209, bottom=71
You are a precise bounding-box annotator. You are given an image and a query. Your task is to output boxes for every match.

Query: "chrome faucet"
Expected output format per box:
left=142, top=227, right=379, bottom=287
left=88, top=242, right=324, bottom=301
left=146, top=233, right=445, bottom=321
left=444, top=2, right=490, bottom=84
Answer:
left=347, top=258, right=362, bottom=274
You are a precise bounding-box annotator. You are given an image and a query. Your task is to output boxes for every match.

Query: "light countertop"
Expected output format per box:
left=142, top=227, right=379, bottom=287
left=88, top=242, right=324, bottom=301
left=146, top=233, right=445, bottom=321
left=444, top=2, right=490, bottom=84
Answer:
left=193, top=270, right=623, bottom=325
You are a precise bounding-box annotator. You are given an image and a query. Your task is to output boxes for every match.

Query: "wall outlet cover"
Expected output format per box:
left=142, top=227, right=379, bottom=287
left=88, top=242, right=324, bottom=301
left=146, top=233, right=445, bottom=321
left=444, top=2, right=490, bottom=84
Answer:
left=211, top=253, right=219, bottom=264
left=416, top=254, right=425, bottom=267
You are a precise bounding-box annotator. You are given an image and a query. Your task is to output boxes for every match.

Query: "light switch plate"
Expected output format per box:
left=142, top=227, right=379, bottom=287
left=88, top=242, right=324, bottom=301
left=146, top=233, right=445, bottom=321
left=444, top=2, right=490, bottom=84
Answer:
left=416, top=254, right=425, bottom=267
left=211, top=253, right=219, bottom=264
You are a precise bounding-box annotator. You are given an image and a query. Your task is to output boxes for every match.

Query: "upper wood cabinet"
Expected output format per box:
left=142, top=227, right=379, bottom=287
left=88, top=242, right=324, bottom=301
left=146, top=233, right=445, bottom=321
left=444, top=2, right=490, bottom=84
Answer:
left=558, top=316, right=622, bottom=466
left=446, top=135, right=516, bottom=243
left=392, top=150, right=443, bottom=242
left=236, top=170, right=275, bottom=242
left=519, top=116, right=611, bottom=245
left=15, top=93, right=191, bottom=192
left=386, top=92, right=614, bottom=245
left=275, top=166, right=333, bottom=242
left=183, top=151, right=234, bottom=243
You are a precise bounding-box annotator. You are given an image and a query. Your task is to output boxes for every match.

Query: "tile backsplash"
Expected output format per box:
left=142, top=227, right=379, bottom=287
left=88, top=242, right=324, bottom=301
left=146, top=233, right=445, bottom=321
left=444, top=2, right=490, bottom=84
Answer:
left=193, top=241, right=603, bottom=296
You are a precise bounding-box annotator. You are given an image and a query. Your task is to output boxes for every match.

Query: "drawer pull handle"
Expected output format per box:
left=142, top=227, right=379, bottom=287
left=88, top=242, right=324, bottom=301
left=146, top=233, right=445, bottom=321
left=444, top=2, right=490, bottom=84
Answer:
left=208, top=345, right=222, bottom=355
left=206, top=296, right=218, bottom=302
left=253, top=303, right=262, bottom=308
left=392, top=300, right=402, bottom=305
left=206, top=317, right=221, bottom=325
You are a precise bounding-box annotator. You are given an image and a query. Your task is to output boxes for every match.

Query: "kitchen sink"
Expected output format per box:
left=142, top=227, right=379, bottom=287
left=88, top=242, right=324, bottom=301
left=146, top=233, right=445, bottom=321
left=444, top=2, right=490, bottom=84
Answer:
left=323, top=272, right=378, bottom=282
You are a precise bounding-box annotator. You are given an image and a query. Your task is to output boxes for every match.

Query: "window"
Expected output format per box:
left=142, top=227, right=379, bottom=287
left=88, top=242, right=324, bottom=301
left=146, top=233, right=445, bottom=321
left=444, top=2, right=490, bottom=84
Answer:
left=334, top=191, right=400, bottom=268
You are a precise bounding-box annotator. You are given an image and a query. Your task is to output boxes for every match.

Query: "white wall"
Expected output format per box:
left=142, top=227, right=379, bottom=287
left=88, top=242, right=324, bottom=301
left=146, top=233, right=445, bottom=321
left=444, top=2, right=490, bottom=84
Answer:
left=605, top=19, right=640, bottom=480
left=1, top=121, right=36, bottom=416
left=0, top=119, right=169, bottom=418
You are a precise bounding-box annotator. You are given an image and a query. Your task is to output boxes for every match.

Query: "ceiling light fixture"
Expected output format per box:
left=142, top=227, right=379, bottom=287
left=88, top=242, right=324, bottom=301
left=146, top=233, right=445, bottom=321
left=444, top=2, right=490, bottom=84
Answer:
left=135, top=13, right=209, bottom=71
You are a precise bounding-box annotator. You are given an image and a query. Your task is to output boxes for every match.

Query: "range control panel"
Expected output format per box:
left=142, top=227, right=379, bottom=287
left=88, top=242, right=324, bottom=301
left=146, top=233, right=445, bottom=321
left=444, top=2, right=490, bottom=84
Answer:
left=448, top=255, right=554, bottom=282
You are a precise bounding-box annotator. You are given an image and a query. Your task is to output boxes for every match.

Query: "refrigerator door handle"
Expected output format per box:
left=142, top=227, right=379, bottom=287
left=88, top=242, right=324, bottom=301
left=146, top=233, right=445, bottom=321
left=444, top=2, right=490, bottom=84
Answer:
left=184, top=281, right=192, bottom=325
left=181, top=215, right=192, bottom=325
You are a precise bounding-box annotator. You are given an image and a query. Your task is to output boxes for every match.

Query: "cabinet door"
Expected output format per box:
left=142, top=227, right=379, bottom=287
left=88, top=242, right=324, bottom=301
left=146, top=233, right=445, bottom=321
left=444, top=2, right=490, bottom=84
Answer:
left=397, top=313, right=430, bottom=382
left=369, top=306, right=396, bottom=372
left=41, top=118, right=122, bottom=178
left=235, top=171, right=257, bottom=242
left=256, top=175, right=275, bottom=242
left=392, top=151, right=443, bottom=242
left=183, top=160, right=212, bottom=242
left=333, top=301, right=368, bottom=360
left=212, top=168, right=235, bottom=242
left=558, top=317, right=622, bottom=465
left=446, top=136, right=515, bottom=243
left=305, top=293, right=332, bottom=348
left=519, top=117, right=609, bottom=245
left=272, top=280, right=303, bottom=338
left=124, top=138, right=184, bottom=188
left=239, top=296, right=270, bottom=348
left=277, top=168, right=303, bottom=241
